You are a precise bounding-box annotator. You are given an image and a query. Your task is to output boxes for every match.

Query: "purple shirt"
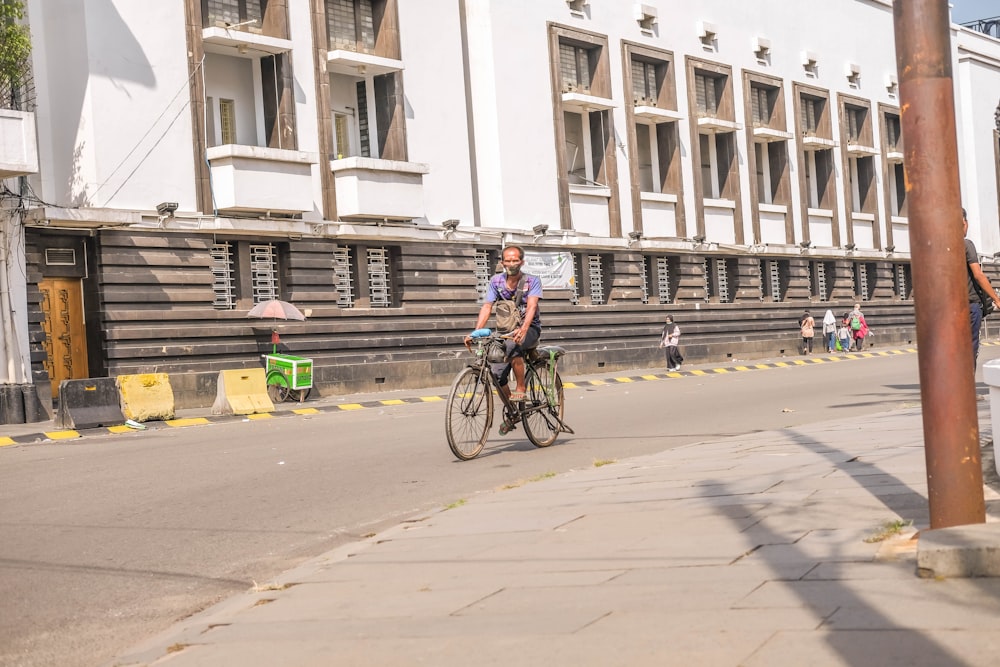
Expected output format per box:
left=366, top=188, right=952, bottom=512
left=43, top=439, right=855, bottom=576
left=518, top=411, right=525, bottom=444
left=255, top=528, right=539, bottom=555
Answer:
left=486, top=273, right=542, bottom=328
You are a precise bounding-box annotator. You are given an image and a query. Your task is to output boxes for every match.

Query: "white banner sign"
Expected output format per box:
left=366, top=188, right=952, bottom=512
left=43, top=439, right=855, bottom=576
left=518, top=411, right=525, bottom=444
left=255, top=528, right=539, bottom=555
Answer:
left=524, top=251, right=575, bottom=290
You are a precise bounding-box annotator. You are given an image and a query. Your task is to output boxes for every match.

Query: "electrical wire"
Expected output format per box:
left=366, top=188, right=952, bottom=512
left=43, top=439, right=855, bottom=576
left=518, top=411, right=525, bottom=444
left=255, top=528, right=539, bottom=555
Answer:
left=91, top=56, right=206, bottom=207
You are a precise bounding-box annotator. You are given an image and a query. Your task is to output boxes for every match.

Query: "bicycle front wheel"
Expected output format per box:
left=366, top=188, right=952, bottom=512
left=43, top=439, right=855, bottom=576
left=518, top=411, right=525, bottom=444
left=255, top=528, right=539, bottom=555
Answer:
left=445, top=367, right=494, bottom=460
left=522, top=366, right=564, bottom=448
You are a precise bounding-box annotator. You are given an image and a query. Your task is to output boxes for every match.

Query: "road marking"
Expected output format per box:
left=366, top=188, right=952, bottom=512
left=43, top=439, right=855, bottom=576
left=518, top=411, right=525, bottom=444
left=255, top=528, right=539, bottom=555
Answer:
left=614, top=377, right=633, bottom=383
left=107, top=425, right=133, bottom=434
left=380, top=399, right=406, bottom=405
left=166, top=417, right=210, bottom=427
left=338, top=403, right=365, bottom=411
left=0, top=437, right=15, bottom=447
left=712, top=368, right=728, bottom=373
left=247, top=413, right=273, bottom=420
left=45, top=430, right=80, bottom=440
left=293, top=408, right=320, bottom=414
left=419, top=396, right=443, bottom=402
left=640, top=375, right=659, bottom=380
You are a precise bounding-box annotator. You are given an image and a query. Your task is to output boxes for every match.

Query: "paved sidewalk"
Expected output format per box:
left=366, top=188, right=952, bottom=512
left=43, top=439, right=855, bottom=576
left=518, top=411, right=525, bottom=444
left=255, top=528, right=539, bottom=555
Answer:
left=111, top=405, right=1000, bottom=667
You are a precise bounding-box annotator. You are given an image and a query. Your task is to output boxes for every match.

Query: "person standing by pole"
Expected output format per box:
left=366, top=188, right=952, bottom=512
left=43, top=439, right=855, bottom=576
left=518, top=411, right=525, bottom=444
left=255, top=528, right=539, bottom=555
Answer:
left=963, top=208, right=1000, bottom=368
left=893, top=0, right=985, bottom=528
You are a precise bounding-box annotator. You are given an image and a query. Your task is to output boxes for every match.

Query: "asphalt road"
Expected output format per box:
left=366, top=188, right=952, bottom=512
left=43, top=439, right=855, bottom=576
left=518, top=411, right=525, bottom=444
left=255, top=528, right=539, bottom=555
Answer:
left=2, top=347, right=995, bottom=667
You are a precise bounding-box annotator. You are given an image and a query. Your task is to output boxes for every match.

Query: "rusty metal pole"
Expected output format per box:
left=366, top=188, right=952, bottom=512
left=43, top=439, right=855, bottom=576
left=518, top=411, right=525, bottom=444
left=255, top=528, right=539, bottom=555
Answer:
left=893, top=1, right=985, bottom=528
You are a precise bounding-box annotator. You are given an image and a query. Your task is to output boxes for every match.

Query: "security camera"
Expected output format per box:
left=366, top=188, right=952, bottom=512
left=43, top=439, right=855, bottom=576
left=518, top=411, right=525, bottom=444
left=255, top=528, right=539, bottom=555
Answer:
left=156, top=202, right=179, bottom=216
left=532, top=224, right=549, bottom=236
left=442, top=219, right=460, bottom=232
left=628, top=230, right=643, bottom=241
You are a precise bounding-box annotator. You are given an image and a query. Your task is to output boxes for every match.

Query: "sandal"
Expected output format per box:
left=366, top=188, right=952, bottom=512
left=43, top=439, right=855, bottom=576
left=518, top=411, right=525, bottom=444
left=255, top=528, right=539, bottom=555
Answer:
left=508, top=390, right=526, bottom=402
left=499, top=418, right=516, bottom=435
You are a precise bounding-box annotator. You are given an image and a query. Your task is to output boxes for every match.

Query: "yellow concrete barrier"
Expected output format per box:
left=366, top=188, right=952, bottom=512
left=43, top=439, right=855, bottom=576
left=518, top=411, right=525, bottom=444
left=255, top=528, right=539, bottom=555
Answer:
left=117, top=373, right=176, bottom=422
left=211, top=368, right=274, bottom=416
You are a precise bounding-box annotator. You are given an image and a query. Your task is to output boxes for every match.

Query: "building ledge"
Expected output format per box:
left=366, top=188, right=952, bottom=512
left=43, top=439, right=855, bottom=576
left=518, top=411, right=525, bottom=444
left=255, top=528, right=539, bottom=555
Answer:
left=697, top=116, right=742, bottom=133
left=330, top=156, right=429, bottom=175
left=802, top=135, right=838, bottom=151
left=634, top=106, right=683, bottom=123
left=846, top=142, right=879, bottom=157
left=562, top=92, right=615, bottom=112
left=202, top=27, right=292, bottom=57
left=25, top=206, right=141, bottom=228
left=639, top=192, right=678, bottom=203
left=206, top=144, right=318, bottom=164
left=753, top=126, right=793, bottom=142
left=327, top=50, right=404, bottom=77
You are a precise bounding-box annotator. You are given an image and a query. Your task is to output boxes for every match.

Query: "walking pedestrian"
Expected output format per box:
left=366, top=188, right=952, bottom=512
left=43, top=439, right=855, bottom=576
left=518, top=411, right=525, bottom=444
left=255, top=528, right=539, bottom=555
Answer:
left=822, top=309, right=837, bottom=353
left=799, top=311, right=815, bottom=355
left=847, top=304, right=868, bottom=351
left=837, top=316, right=852, bottom=354
left=659, top=315, right=683, bottom=371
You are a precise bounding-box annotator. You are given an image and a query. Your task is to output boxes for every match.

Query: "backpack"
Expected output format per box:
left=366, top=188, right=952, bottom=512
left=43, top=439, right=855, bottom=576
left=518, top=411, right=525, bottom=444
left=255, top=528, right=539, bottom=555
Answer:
left=493, top=274, right=526, bottom=333
left=850, top=315, right=861, bottom=331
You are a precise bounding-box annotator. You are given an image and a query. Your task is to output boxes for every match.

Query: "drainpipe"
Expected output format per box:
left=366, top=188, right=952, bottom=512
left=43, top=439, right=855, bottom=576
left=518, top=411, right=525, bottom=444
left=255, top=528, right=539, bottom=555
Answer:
left=893, top=0, right=986, bottom=528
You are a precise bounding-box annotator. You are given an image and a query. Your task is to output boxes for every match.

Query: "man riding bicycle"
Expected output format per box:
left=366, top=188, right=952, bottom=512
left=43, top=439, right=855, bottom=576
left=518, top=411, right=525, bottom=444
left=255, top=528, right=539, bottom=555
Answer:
left=465, top=245, right=542, bottom=412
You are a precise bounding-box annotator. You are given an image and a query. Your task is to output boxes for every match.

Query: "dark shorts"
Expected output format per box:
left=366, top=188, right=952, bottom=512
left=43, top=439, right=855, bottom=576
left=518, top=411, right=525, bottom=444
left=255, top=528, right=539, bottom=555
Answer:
left=491, top=326, right=541, bottom=384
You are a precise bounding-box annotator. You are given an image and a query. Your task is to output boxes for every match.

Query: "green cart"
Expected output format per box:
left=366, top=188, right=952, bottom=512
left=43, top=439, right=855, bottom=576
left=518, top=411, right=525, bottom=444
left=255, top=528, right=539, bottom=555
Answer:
left=265, top=353, right=313, bottom=403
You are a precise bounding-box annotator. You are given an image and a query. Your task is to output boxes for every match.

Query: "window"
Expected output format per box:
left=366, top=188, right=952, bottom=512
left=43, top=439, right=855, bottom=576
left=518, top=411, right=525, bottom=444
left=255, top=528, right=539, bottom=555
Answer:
left=689, top=60, right=738, bottom=207
left=854, top=262, right=871, bottom=301
left=334, top=113, right=352, bottom=159
left=882, top=109, right=906, bottom=217
left=326, top=0, right=376, bottom=52
left=750, top=84, right=774, bottom=126
left=801, top=95, right=822, bottom=136
left=203, top=0, right=263, bottom=30
left=560, top=42, right=594, bottom=92
left=894, top=263, right=912, bottom=300
left=564, top=110, right=610, bottom=186
left=219, top=99, right=236, bottom=145
left=210, top=243, right=236, bottom=309
left=474, top=250, right=499, bottom=303
left=642, top=255, right=678, bottom=304
left=804, top=149, right=834, bottom=208
left=250, top=244, right=280, bottom=304
left=842, top=99, right=876, bottom=215
left=207, top=241, right=285, bottom=308
left=699, top=133, right=735, bottom=199
left=632, top=59, right=659, bottom=105
left=694, top=72, right=721, bottom=116
left=332, top=245, right=355, bottom=307
left=705, top=257, right=735, bottom=303
left=810, top=260, right=835, bottom=301
left=759, top=259, right=789, bottom=302
left=571, top=253, right=609, bottom=304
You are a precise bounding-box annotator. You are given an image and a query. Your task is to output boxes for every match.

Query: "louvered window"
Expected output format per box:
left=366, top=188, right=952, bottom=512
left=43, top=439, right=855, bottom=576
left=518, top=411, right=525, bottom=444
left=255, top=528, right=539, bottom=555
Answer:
left=632, top=59, right=658, bottom=104
left=588, top=255, right=605, bottom=305
left=656, top=257, right=673, bottom=304
left=812, top=261, right=829, bottom=301
left=886, top=113, right=901, bottom=150
left=560, top=42, right=592, bottom=92
left=44, top=248, right=76, bottom=267
left=750, top=85, right=771, bottom=125
left=640, top=256, right=651, bottom=304
left=367, top=247, right=392, bottom=307
left=475, top=251, right=493, bottom=304
left=210, top=243, right=236, bottom=310
left=894, top=263, right=911, bottom=300
left=854, top=263, right=869, bottom=301
left=761, top=259, right=783, bottom=302
left=332, top=245, right=355, bottom=307
left=801, top=96, right=820, bottom=134
left=204, top=0, right=262, bottom=29
left=250, top=244, right=279, bottom=304
left=327, top=0, right=375, bottom=52
left=694, top=72, right=719, bottom=115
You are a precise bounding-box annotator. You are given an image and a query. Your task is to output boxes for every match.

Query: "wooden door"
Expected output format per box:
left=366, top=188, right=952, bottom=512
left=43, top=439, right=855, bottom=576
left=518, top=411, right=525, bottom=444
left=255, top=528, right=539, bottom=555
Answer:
left=39, top=278, right=89, bottom=398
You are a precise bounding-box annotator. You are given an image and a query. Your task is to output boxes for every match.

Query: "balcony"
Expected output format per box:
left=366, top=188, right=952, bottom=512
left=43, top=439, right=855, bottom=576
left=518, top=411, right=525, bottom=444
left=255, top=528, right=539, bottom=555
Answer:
left=331, top=156, right=429, bottom=221
left=0, top=109, right=39, bottom=178
left=206, top=145, right=318, bottom=215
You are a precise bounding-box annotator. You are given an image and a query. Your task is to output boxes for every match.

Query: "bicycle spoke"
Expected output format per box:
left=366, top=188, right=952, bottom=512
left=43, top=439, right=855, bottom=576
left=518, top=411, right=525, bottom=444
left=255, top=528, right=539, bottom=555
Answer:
left=446, top=367, right=493, bottom=460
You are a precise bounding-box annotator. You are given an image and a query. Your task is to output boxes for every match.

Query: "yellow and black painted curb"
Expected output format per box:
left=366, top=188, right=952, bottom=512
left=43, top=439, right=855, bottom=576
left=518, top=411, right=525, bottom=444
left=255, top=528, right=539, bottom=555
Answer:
left=0, top=345, right=923, bottom=447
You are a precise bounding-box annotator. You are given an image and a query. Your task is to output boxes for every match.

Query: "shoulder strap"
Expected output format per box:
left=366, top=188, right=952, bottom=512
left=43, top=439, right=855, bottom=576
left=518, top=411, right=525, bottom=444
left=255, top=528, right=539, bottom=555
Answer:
left=513, top=274, right=527, bottom=305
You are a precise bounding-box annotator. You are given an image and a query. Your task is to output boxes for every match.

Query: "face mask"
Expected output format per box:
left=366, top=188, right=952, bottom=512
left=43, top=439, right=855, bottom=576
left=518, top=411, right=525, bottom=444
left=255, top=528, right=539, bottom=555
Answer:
left=504, top=263, right=521, bottom=276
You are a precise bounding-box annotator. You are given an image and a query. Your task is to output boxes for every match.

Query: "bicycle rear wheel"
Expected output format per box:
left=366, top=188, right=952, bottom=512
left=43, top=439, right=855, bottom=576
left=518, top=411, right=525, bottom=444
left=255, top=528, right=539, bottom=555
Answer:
left=522, top=366, right=564, bottom=448
left=445, top=367, right=494, bottom=460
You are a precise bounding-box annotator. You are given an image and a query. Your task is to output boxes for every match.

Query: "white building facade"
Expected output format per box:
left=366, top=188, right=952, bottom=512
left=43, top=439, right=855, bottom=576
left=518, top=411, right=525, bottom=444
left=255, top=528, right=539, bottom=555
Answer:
left=0, top=0, right=998, bottom=419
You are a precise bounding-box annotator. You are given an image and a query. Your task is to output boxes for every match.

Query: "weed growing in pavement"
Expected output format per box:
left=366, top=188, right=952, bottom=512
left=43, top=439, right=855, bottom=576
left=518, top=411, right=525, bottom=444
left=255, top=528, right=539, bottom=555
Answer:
left=593, top=459, right=616, bottom=467
left=444, top=499, right=467, bottom=510
left=863, top=519, right=913, bottom=543
left=529, top=472, right=556, bottom=482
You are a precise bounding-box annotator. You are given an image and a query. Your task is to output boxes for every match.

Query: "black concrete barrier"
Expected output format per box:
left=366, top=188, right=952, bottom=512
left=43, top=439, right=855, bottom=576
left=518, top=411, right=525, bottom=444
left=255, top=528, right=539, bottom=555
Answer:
left=55, top=378, right=125, bottom=430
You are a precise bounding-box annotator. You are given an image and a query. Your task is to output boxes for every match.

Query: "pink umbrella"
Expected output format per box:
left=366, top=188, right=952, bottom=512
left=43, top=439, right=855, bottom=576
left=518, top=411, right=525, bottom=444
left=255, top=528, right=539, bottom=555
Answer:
left=246, top=299, right=306, bottom=321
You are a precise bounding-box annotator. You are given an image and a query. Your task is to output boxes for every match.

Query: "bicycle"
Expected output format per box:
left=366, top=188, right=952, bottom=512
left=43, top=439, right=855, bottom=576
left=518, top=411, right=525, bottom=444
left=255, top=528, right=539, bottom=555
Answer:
left=445, top=329, right=574, bottom=461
